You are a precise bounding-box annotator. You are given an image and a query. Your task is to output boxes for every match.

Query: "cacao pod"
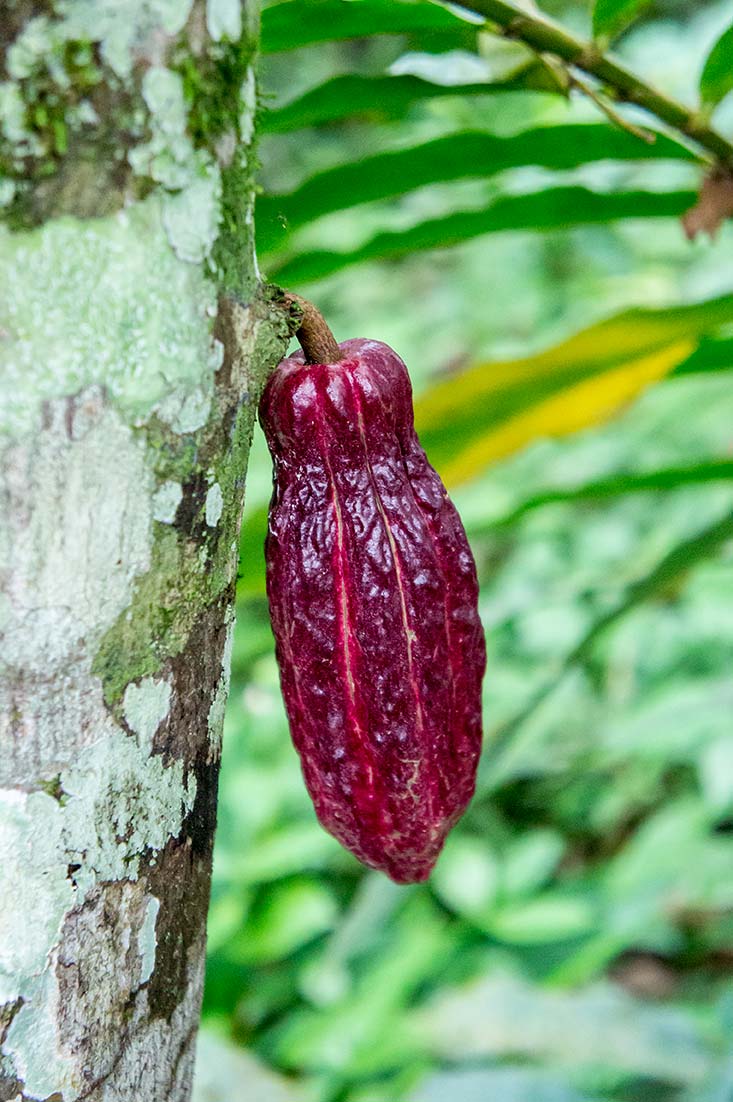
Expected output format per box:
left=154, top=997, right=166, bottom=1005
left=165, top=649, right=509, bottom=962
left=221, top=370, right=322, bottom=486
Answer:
left=260, top=337, right=486, bottom=883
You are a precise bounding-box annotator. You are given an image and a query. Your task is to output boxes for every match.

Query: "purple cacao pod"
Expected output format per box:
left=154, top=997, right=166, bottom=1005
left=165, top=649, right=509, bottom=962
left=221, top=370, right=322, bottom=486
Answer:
left=259, top=338, right=486, bottom=883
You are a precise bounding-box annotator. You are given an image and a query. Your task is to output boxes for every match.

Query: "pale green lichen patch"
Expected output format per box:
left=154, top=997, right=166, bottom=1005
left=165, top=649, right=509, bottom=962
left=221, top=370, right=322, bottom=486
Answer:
left=0, top=790, right=71, bottom=988
left=1, top=0, right=263, bottom=307
left=153, top=480, right=183, bottom=523
left=0, top=197, right=217, bottom=440
left=202, top=404, right=254, bottom=594
left=0, top=5, right=195, bottom=225
left=129, top=67, right=197, bottom=190
left=61, top=717, right=196, bottom=889
left=207, top=612, right=235, bottom=751
left=239, top=64, right=256, bottom=145
left=0, top=394, right=152, bottom=686
left=0, top=717, right=196, bottom=1095
left=72, top=0, right=192, bottom=79
left=138, top=896, right=160, bottom=984
left=9, top=3, right=193, bottom=85
left=162, top=162, right=222, bottom=263
left=4, top=968, right=77, bottom=1099
left=205, top=482, right=224, bottom=527
left=6, top=17, right=55, bottom=81
left=206, top=0, right=243, bottom=43
left=123, top=676, right=173, bottom=748
left=0, top=82, right=36, bottom=149
left=129, top=66, right=222, bottom=264
left=156, top=382, right=213, bottom=436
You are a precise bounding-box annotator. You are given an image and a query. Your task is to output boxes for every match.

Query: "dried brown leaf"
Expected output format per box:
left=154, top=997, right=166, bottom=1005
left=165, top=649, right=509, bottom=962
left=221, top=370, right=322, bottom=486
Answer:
left=682, top=169, right=733, bottom=240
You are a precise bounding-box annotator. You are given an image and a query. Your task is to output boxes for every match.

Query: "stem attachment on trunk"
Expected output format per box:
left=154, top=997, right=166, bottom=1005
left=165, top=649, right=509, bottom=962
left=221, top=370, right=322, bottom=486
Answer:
left=284, top=293, right=342, bottom=364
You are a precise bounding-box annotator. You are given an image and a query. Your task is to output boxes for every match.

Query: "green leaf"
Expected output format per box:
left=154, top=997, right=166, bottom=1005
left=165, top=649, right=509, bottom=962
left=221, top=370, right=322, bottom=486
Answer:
left=271, top=894, right=449, bottom=1074
left=235, top=823, right=341, bottom=884
left=673, top=335, right=733, bottom=375
left=501, top=831, right=566, bottom=899
left=553, top=798, right=733, bottom=983
left=257, top=124, right=694, bottom=252
left=260, top=65, right=559, bottom=134
left=487, top=509, right=733, bottom=776
left=419, top=971, right=712, bottom=1082
left=238, top=503, right=268, bottom=597
left=431, top=834, right=501, bottom=918
left=474, top=459, right=733, bottom=534
left=413, top=294, right=733, bottom=486
left=568, top=510, right=733, bottom=666
left=193, top=1030, right=307, bottom=1102
left=489, top=894, right=596, bottom=943
left=593, top=0, right=653, bottom=40
left=266, top=187, right=696, bottom=284
left=408, top=1067, right=593, bottom=1102
left=700, top=23, right=733, bottom=107
left=260, top=0, right=477, bottom=54
left=229, top=878, right=338, bottom=964
left=601, top=676, right=733, bottom=765
left=300, top=874, right=405, bottom=1006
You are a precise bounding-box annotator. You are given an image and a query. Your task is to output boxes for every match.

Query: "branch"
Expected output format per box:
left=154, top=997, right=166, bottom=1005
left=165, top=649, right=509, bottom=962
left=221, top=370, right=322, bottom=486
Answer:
left=445, top=0, right=733, bottom=169
left=283, top=292, right=342, bottom=364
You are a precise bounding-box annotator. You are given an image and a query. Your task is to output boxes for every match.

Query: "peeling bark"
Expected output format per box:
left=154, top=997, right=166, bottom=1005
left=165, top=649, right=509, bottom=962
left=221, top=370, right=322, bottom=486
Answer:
left=0, top=3, right=290, bottom=1099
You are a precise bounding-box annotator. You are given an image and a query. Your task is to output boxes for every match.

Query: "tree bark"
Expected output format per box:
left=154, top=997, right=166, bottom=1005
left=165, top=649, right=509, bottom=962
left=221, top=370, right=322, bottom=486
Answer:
left=0, top=3, right=289, bottom=1098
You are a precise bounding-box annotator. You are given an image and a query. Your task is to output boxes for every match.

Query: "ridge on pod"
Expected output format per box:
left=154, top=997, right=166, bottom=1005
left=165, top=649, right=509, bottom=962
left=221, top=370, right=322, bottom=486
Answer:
left=259, top=337, right=486, bottom=884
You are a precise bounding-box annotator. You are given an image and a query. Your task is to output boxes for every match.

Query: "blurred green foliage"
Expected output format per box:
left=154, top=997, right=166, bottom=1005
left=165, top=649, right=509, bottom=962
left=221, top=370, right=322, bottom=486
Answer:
left=196, top=2, right=733, bottom=1099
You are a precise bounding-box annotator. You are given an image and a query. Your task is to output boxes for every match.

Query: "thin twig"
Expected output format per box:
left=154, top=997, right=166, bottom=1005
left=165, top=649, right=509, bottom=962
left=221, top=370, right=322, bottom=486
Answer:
left=567, top=71, right=656, bottom=145
left=441, top=0, right=733, bottom=168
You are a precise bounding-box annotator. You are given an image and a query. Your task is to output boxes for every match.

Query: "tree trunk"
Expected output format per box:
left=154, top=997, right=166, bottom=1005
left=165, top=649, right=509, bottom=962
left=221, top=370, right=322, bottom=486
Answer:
left=0, top=4, right=289, bottom=1098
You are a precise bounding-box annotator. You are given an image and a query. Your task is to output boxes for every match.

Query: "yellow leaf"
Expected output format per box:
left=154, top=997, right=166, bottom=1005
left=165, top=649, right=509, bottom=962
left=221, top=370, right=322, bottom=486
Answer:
left=414, top=297, right=733, bottom=461
left=440, top=340, right=695, bottom=487
left=415, top=317, right=701, bottom=432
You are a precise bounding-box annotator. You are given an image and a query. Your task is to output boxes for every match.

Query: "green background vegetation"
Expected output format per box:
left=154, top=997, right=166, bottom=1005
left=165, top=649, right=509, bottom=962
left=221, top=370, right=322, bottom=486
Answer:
left=196, top=2, right=733, bottom=1099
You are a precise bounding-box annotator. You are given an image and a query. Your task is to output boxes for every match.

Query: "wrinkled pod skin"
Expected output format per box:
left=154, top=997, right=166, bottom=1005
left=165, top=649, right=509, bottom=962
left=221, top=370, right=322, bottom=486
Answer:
left=259, top=339, right=486, bottom=883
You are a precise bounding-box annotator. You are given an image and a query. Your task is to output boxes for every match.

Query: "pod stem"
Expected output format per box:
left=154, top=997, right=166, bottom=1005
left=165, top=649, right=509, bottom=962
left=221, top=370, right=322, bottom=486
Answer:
left=284, top=293, right=341, bottom=364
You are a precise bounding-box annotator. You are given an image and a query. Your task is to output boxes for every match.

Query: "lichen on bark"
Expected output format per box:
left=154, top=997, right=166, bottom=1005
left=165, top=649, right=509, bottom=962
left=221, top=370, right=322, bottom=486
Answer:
left=0, top=1, right=291, bottom=1097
